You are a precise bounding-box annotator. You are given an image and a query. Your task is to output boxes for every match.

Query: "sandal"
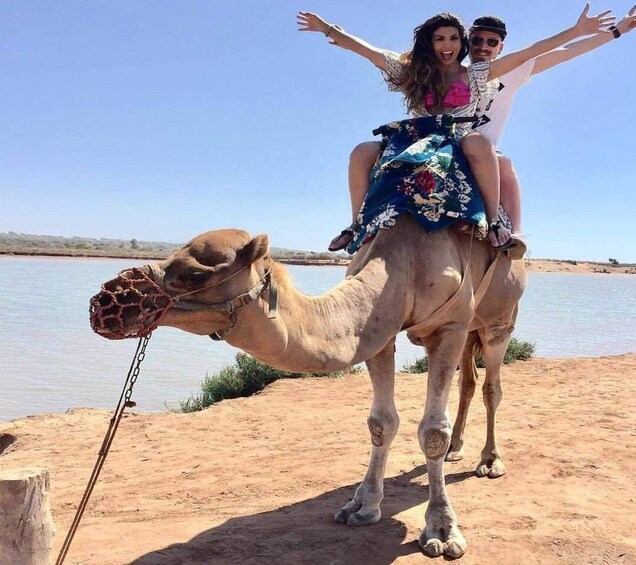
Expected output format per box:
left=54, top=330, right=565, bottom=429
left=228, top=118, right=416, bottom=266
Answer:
left=328, top=227, right=354, bottom=252
left=488, top=220, right=515, bottom=251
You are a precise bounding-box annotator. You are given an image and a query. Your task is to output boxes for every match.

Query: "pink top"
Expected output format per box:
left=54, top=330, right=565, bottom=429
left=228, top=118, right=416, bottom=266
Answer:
left=424, top=80, right=471, bottom=112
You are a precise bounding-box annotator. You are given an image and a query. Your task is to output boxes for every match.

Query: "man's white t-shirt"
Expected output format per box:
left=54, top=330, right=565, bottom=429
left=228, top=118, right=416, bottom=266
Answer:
left=472, top=59, right=536, bottom=147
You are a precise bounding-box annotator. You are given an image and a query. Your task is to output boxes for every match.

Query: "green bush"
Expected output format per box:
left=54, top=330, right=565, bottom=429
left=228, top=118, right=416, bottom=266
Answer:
left=174, top=353, right=356, bottom=413
left=402, top=337, right=535, bottom=373
left=500, top=337, right=535, bottom=365
left=402, top=356, right=429, bottom=373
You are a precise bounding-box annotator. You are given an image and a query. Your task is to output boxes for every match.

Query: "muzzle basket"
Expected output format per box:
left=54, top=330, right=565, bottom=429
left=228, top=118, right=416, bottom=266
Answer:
left=89, top=267, right=173, bottom=340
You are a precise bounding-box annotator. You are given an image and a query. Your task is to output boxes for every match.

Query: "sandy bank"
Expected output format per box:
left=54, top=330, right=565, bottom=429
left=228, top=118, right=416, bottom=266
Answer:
left=1, top=252, right=634, bottom=274
left=1, top=354, right=634, bottom=564
left=527, top=259, right=636, bottom=275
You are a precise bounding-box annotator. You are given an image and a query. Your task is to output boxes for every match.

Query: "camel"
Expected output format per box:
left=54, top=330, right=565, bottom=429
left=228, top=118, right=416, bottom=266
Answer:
left=92, top=214, right=527, bottom=558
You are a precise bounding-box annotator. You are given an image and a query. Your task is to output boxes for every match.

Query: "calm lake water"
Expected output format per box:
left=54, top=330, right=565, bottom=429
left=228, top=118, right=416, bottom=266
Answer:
left=1, top=256, right=634, bottom=422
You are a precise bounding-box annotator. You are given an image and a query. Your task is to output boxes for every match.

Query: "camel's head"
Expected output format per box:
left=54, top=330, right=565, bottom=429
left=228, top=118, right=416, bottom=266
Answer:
left=90, top=229, right=271, bottom=339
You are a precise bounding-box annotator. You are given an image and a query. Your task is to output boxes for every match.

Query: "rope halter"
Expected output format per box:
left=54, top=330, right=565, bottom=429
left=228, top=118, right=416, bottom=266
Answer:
left=90, top=264, right=275, bottom=341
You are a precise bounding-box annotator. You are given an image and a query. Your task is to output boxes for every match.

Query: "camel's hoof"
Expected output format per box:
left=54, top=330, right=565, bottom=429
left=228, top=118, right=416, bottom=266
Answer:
left=476, top=458, right=506, bottom=478
left=488, top=459, right=506, bottom=478
left=334, top=508, right=350, bottom=523
left=420, top=538, right=444, bottom=557
left=445, top=540, right=465, bottom=558
left=475, top=463, right=490, bottom=477
left=445, top=449, right=464, bottom=462
left=335, top=505, right=381, bottom=526
left=418, top=533, right=467, bottom=558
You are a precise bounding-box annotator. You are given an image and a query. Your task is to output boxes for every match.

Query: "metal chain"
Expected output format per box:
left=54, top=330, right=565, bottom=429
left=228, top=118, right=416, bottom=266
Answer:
left=56, top=334, right=152, bottom=565
left=123, top=336, right=147, bottom=405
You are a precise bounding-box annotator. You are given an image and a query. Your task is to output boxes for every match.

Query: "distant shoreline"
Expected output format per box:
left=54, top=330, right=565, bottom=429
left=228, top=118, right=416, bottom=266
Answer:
left=1, top=250, right=634, bottom=274
left=0, top=250, right=350, bottom=267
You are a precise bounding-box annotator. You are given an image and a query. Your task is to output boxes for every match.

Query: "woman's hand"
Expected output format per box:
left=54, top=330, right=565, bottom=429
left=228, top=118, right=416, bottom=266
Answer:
left=616, top=4, right=636, bottom=34
left=297, top=11, right=384, bottom=65
left=297, top=12, right=330, bottom=34
left=297, top=12, right=343, bottom=45
left=573, top=3, right=616, bottom=35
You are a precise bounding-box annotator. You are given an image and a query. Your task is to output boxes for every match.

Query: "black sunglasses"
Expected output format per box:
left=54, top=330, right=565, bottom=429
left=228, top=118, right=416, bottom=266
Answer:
left=470, top=36, right=501, bottom=48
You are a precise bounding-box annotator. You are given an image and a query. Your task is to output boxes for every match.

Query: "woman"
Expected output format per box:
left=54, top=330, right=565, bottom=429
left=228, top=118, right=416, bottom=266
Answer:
left=297, top=9, right=611, bottom=251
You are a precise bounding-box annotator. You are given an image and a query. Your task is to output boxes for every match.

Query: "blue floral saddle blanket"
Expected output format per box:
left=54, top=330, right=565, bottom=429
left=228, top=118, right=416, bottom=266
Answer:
left=346, top=116, right=488, bottom=254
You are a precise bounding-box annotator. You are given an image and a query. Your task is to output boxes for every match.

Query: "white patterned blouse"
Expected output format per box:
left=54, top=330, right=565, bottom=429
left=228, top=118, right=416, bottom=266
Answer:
left=381, top=51, right=499, bottom=137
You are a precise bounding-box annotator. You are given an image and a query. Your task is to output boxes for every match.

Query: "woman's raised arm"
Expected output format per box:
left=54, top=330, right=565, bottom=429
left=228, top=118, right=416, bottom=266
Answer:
left=297, top=12, right=388, bottom=70
left=488, top=3, right=615, bottom=80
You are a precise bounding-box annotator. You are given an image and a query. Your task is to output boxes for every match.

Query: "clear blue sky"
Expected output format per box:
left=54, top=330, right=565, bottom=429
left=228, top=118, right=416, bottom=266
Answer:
left=1, top=1, right=635, bottom=261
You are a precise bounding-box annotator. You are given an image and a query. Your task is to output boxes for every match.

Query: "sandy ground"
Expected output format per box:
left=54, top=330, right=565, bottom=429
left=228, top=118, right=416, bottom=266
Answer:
left=1, top=355, right=635, bottom=565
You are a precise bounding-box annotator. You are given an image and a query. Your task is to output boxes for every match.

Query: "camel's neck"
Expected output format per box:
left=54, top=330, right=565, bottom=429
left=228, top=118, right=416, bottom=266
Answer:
left=224, top=259, right=405, bottom=373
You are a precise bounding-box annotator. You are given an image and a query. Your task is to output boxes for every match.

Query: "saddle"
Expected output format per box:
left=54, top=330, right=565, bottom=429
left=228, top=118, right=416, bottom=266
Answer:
left=345, top=117, right=489, bottom=254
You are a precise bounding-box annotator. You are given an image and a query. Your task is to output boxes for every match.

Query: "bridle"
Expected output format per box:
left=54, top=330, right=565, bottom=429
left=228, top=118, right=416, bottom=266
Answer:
left=149, top=261, right=278, bottom=341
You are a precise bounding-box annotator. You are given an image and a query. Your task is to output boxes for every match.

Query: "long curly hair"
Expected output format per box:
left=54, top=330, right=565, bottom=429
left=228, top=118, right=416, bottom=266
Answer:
left=387, top=13, right=469, bottom=115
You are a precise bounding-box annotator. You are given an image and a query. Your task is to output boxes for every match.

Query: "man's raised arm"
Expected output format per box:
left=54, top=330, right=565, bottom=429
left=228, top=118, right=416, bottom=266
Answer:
left=488, top=3, right=616, bottom=80
left=533, top=4, right=635, bottom=74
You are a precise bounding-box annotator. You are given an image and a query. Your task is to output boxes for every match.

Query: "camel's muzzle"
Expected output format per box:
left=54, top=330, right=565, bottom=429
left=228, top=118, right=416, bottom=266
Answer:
left=89, top=267, right=173, bottom=340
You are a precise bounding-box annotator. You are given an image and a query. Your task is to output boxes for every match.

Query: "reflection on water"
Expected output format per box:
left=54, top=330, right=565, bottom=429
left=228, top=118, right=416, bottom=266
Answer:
left=0, top=257, right=634, bottom=422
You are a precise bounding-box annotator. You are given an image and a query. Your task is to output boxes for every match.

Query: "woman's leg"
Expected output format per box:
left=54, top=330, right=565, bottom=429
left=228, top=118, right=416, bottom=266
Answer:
left=460, top=133, right=511, bottom=248
left=497, top=154, right=522, bottom=233
left=348, top=141, right=382, bottom=221
left=328, top=141, right=381, bottom=251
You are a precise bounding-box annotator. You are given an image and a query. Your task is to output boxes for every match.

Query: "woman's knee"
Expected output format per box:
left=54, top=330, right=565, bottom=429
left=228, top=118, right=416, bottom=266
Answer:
left=350, top=141, right=381, bottom=167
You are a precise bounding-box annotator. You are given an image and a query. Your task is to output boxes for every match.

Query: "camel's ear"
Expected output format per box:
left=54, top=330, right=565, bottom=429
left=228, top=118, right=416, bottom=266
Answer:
left=238, top=234, right=269, bottom=265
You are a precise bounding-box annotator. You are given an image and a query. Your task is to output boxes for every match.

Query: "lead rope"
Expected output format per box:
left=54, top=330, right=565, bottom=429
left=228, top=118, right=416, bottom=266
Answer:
left=55, top=333, right=152, bottom=565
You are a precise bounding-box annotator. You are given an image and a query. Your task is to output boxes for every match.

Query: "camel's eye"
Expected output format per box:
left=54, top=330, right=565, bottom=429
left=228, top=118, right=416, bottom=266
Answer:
left=188, top=272, right=207, bottom=285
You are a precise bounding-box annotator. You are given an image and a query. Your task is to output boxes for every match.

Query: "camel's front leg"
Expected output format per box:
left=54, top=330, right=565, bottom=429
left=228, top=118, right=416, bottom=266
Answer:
left=335, top=338, right=399, bottom=526
left=419, top=324, right=468, bottom=558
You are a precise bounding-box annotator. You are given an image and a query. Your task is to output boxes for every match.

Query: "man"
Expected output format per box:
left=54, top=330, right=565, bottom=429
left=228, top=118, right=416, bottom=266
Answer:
left=327, top=5, right=635, bottom=252
left=467, top=7, right=636, bottom=233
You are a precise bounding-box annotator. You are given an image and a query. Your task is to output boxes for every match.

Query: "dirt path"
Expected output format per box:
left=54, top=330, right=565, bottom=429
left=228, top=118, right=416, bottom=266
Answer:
left=1, top=355, right=635, bottom=564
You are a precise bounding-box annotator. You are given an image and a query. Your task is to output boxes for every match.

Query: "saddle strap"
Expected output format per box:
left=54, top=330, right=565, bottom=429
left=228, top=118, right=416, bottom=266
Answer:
left=404, top=235, right=500, bottom=341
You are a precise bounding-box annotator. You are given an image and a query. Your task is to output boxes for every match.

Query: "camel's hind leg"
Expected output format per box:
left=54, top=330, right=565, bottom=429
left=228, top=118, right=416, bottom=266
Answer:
left=475, top=325, right=511, bottom=478
left=418, top=323, right=468, bottom=558
left=447, top=331, right=480, bottom=462
left=335, top=337, right=399, bottom=526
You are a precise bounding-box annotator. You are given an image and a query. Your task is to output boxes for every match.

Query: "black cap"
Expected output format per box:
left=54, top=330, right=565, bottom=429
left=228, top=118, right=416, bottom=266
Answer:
left=470, top=16, right=507, bottom=40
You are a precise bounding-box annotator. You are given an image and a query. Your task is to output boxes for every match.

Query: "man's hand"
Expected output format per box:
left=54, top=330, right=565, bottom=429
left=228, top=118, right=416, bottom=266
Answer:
left=616, top=4, right=636, bottom=34
left=573, top=3, right=616, bottom=35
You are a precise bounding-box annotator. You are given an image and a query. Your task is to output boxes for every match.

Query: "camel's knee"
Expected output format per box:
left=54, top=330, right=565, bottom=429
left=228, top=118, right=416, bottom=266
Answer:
left=484, top=325, right=513, bottom=348
left=367, top=413, right=399, bottom=447
left=350, top=141, right=381, bottom=168
left=418, top=423, right=451, bottom=459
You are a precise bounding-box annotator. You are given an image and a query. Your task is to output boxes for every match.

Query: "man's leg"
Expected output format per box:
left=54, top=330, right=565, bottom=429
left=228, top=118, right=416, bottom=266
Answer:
left=460, top=133, right=511, bottom=248
left=497, top=154, right=522, bottom=233
left=328, top=141, right=380, bottom=251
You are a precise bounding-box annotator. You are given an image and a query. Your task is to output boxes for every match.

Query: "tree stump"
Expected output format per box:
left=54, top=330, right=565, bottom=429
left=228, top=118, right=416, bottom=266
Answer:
left=0, top=467, right=56, bottom=565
